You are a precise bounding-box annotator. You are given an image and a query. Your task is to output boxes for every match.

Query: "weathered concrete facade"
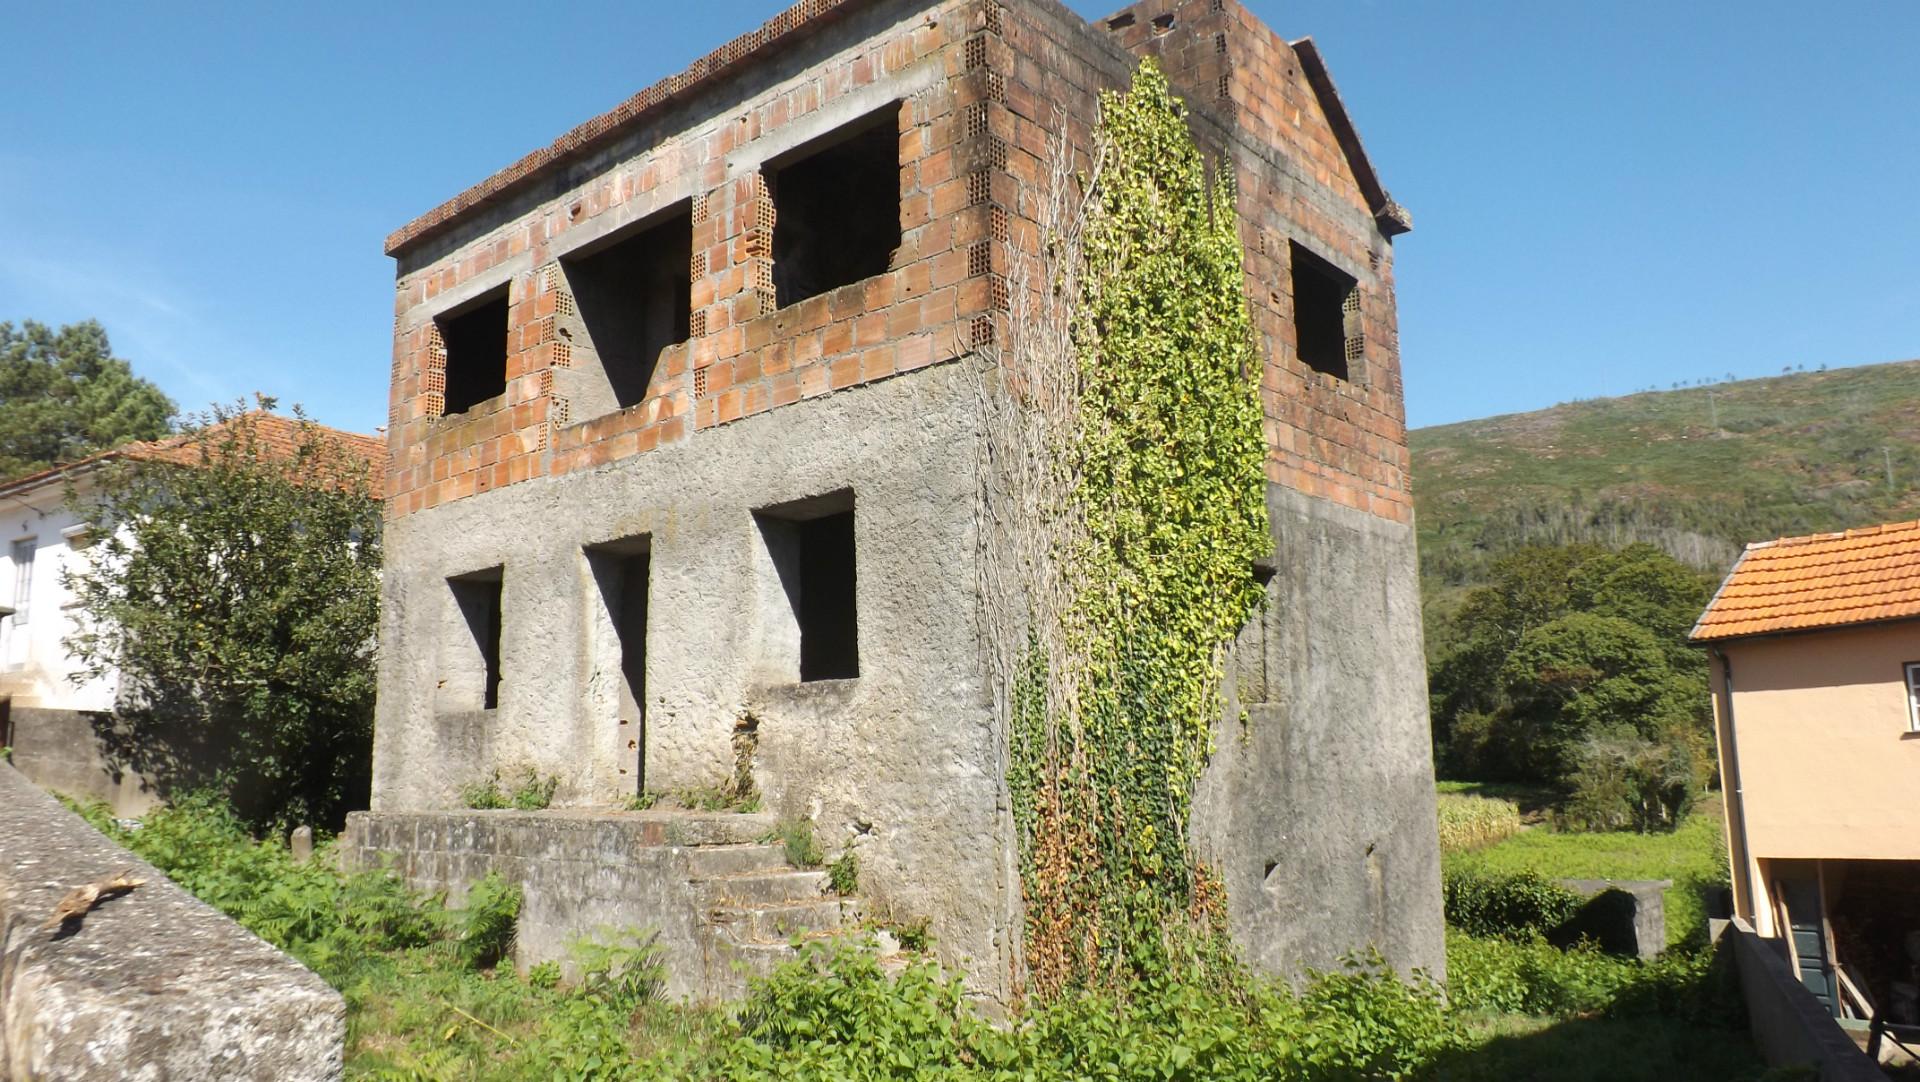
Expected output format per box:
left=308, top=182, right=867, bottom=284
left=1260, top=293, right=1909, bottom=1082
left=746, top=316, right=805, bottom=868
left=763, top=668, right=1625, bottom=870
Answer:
left=368, top=0, right=1442, bottom=1000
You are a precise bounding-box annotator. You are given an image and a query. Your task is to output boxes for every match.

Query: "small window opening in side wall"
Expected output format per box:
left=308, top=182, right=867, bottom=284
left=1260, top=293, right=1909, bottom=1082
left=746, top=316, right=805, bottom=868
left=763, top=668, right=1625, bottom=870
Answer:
left=449, top=567, right=504, bottom=710
left=1289, top=241, right=1358, bottom=381
left=1904, top=661, right=1920, bottom=732
left=559, top=204, right=693, bottom=414
left=754, top=491, right=859, bottom=682
left=437, top=287, right=511, bottom=415
left=769, top=105, right=902, bottom=309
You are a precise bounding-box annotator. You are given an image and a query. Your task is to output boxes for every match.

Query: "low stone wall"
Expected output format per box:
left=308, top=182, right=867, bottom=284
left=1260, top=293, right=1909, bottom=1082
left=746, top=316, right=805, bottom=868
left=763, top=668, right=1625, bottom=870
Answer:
left=1725, top=917, right=1881, bottom=1082
left=0, top=763, right=342, bottom=1081
left=1554, top=878, right=1669, bottom=959
left=345, top=808, right=779, bottom=1002
left=4, top=707, right=157, bottom=818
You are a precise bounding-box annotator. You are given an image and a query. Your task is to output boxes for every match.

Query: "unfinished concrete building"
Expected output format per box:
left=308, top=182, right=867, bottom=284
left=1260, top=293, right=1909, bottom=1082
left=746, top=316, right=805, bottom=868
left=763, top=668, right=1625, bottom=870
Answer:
left=350, top=0, right=1443, bottom=1003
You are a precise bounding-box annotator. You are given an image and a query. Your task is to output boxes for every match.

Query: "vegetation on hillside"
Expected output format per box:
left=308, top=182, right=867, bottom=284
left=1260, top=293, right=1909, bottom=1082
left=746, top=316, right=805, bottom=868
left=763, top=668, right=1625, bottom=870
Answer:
left=0, top=318, right=175, bottom=478
left=65, top=402, right=381, bottom=829
left=1414, top=359, right=1920, bottom=597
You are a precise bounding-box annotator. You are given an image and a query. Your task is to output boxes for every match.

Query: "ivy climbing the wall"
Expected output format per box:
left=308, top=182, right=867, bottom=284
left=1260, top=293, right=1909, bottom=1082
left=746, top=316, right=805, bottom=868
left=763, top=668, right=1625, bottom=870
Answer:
left=990, top=61, right=1271, bottom=998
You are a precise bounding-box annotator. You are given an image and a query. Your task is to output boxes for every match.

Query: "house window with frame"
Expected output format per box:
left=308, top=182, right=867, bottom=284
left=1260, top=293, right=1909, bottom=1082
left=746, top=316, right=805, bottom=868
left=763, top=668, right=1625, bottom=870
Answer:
left=10, top=538, right=33, bottom=626
left=1904, top=661, right=1920, bottom=732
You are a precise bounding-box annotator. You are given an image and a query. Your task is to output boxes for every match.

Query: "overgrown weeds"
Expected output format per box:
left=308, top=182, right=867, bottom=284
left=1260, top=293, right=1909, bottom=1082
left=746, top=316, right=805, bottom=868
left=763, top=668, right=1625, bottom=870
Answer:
left=461, top=766, right=559, bottom=811
left=764, top=817, right=823, bottom=869
left=1436, top=792, right=1525, bottom=852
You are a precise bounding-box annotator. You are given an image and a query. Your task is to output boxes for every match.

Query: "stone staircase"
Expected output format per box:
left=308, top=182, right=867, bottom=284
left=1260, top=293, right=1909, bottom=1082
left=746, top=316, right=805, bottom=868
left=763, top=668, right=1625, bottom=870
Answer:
left=677, top=819, right=865, bottom=988
left=343, top=805, right=870, bottom=1001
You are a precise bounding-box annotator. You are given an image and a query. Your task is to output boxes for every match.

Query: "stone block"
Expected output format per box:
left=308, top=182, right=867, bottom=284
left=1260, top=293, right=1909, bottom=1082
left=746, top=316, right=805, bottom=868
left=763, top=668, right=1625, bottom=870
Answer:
left=0, top=763, right=342, bottom=1080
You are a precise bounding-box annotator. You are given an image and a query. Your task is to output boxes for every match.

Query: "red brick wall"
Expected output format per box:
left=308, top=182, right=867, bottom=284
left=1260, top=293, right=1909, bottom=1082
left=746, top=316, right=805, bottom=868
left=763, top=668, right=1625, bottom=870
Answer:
left=386, top=0, right=1003, bottom=519
left=1100, top=0, right=1413, bottom=524
left=385, top=0, right=1411, bottom=525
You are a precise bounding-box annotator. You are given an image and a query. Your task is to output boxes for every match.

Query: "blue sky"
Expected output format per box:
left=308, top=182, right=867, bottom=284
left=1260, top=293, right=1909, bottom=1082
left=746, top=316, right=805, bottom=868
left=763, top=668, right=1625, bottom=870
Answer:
left=2, top=2, right=1915, bottom=434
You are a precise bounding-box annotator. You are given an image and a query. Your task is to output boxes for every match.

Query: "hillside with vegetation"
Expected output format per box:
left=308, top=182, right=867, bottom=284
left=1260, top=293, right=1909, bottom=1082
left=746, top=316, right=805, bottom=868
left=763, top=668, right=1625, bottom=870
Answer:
left=1413, top=358, right=1920, bottom=601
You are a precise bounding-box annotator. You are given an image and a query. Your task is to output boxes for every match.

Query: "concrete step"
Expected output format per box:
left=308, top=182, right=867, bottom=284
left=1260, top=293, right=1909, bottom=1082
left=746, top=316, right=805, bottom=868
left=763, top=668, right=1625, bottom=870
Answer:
left=713, top=939, right=802, bottom=986
left=699, top=869, right=831, bottom=907
left=682, top=843, right=790, bottom=879
left=618, top=809, right=778, bottom=847
left=711, top=898, right=855, bottom=943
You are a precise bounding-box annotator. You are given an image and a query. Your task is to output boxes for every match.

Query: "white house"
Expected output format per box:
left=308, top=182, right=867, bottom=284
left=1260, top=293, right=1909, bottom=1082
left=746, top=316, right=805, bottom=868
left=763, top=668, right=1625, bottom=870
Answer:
left=0, top=415, right=384, bottom=813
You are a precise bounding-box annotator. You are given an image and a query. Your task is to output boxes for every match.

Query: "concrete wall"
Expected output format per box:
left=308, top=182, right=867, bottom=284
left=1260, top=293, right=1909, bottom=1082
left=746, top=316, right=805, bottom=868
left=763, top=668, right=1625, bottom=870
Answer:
left=373, top=363, right=1015, bottom=996
left=4, top=708, right=157, bottom=818
left=1725, top=917, right=1883, bottom=1082
left=347, top=808, right=759, bottom=1002
left=0, top=763, right=341, bottom=1081
left=1196, top=486, right=1444, bottom=981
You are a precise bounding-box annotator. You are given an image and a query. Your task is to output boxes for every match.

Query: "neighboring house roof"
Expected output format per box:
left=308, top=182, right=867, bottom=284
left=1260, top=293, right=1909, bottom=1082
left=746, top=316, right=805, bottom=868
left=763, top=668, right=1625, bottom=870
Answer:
left=0, top=413, right=387, bottom=502
left=1691, top=519, right=1920, bottom=642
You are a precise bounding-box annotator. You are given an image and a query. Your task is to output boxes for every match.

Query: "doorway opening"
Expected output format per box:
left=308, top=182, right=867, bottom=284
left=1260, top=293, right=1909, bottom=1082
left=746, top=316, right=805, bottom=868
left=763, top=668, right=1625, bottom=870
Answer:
left=587, top=537, right=650, bottom=792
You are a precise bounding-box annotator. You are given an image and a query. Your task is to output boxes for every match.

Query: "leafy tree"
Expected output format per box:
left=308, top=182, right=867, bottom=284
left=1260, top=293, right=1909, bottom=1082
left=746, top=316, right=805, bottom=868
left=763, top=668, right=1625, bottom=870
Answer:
left=1496, top=613, right=1702, bottom=781
left=1428, top=542, right=1716, bottom=827
left=64, top=401, right=381, bottom=829
left=0, top=319, right=175, bottom=477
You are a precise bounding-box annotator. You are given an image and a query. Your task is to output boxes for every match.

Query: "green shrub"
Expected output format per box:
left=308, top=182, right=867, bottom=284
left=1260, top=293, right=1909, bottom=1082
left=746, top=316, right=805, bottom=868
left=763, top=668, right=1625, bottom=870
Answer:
left=1436, top=792, right=1525, bottom=852
left=766, top=818, right=823, bottom=869
left=1445, top=928, right=1739, bottom=1024
left=827, top=850, right=859, bottom=895
left=462, top=766, right=559, bottom=811
left=451, top=872, right=521, bottom=970
left=1443, top=870, right=1583, bottom=941
left=1558, top=729, right=1706, bottom=833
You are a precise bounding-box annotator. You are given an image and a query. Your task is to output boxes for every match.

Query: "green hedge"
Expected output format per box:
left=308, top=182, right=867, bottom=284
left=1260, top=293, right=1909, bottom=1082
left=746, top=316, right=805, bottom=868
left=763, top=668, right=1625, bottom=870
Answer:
left=1443, top=870, right=1583, bottom=941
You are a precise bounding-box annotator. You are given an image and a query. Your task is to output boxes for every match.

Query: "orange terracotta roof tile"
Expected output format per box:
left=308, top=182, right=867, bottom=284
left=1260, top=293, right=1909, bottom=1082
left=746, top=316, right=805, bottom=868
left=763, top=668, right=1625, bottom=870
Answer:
left=0, top=412, right=386, bottom=499
left=1692, top=519, right=1920, bottom=641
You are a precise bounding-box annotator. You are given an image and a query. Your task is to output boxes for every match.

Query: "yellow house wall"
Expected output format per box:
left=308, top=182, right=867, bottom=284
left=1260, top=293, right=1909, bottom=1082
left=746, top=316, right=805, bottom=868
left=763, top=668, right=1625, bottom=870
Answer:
left=1716, top=621, right=1920, bottom=872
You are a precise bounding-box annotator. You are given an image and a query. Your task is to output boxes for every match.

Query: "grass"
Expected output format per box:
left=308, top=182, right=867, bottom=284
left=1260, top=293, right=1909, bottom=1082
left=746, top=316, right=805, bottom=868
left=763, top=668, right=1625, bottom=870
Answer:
left=1433, top=1013, right=1766, bottom=1081
left=1442, top=798, right=1729, bottom=947
left=63, top=791, right=1758, bottom=1079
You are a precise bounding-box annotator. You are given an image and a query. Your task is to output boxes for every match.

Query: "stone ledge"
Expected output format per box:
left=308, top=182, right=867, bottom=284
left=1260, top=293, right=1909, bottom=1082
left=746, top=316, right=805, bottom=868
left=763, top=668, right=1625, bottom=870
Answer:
left=0, top=763, right=343, bottom=1081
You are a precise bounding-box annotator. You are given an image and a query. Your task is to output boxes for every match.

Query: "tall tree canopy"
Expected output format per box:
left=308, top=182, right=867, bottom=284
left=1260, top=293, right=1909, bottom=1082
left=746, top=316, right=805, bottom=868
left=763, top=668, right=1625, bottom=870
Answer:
left=0, top=319, right=176, bottom=478
left=1429, top=543, right=1717, bottom=830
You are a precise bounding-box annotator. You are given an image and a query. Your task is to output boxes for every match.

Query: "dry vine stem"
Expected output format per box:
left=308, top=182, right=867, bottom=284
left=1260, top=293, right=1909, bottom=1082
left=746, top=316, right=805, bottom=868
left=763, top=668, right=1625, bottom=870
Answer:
left=976, top=128, right=1106, bottom=995
left=41, top=868, right=145, bottom=930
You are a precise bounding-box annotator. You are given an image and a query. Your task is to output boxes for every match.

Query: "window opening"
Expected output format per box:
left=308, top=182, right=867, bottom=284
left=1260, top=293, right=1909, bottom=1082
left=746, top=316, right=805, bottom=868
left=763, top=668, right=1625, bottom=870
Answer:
left=560, top=206, right=692, bottom=412
left=1905, top=661, right=1920, bottom=732
left=449, top=568, right=504, bottom=709
left=10, top=539, right=33, bottom=626
left=1289, top=241, right=1356, bottom=381
left=770, top=108, right=902, bottom=308
left=437, top=289, right=510, bottom=415
left=755, top=494, right=859, bottom=682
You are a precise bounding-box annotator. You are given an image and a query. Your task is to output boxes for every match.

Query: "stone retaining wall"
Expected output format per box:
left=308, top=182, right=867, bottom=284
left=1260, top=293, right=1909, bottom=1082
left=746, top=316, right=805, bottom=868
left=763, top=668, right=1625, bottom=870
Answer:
left=0, top=763, right=342, bottom=1081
